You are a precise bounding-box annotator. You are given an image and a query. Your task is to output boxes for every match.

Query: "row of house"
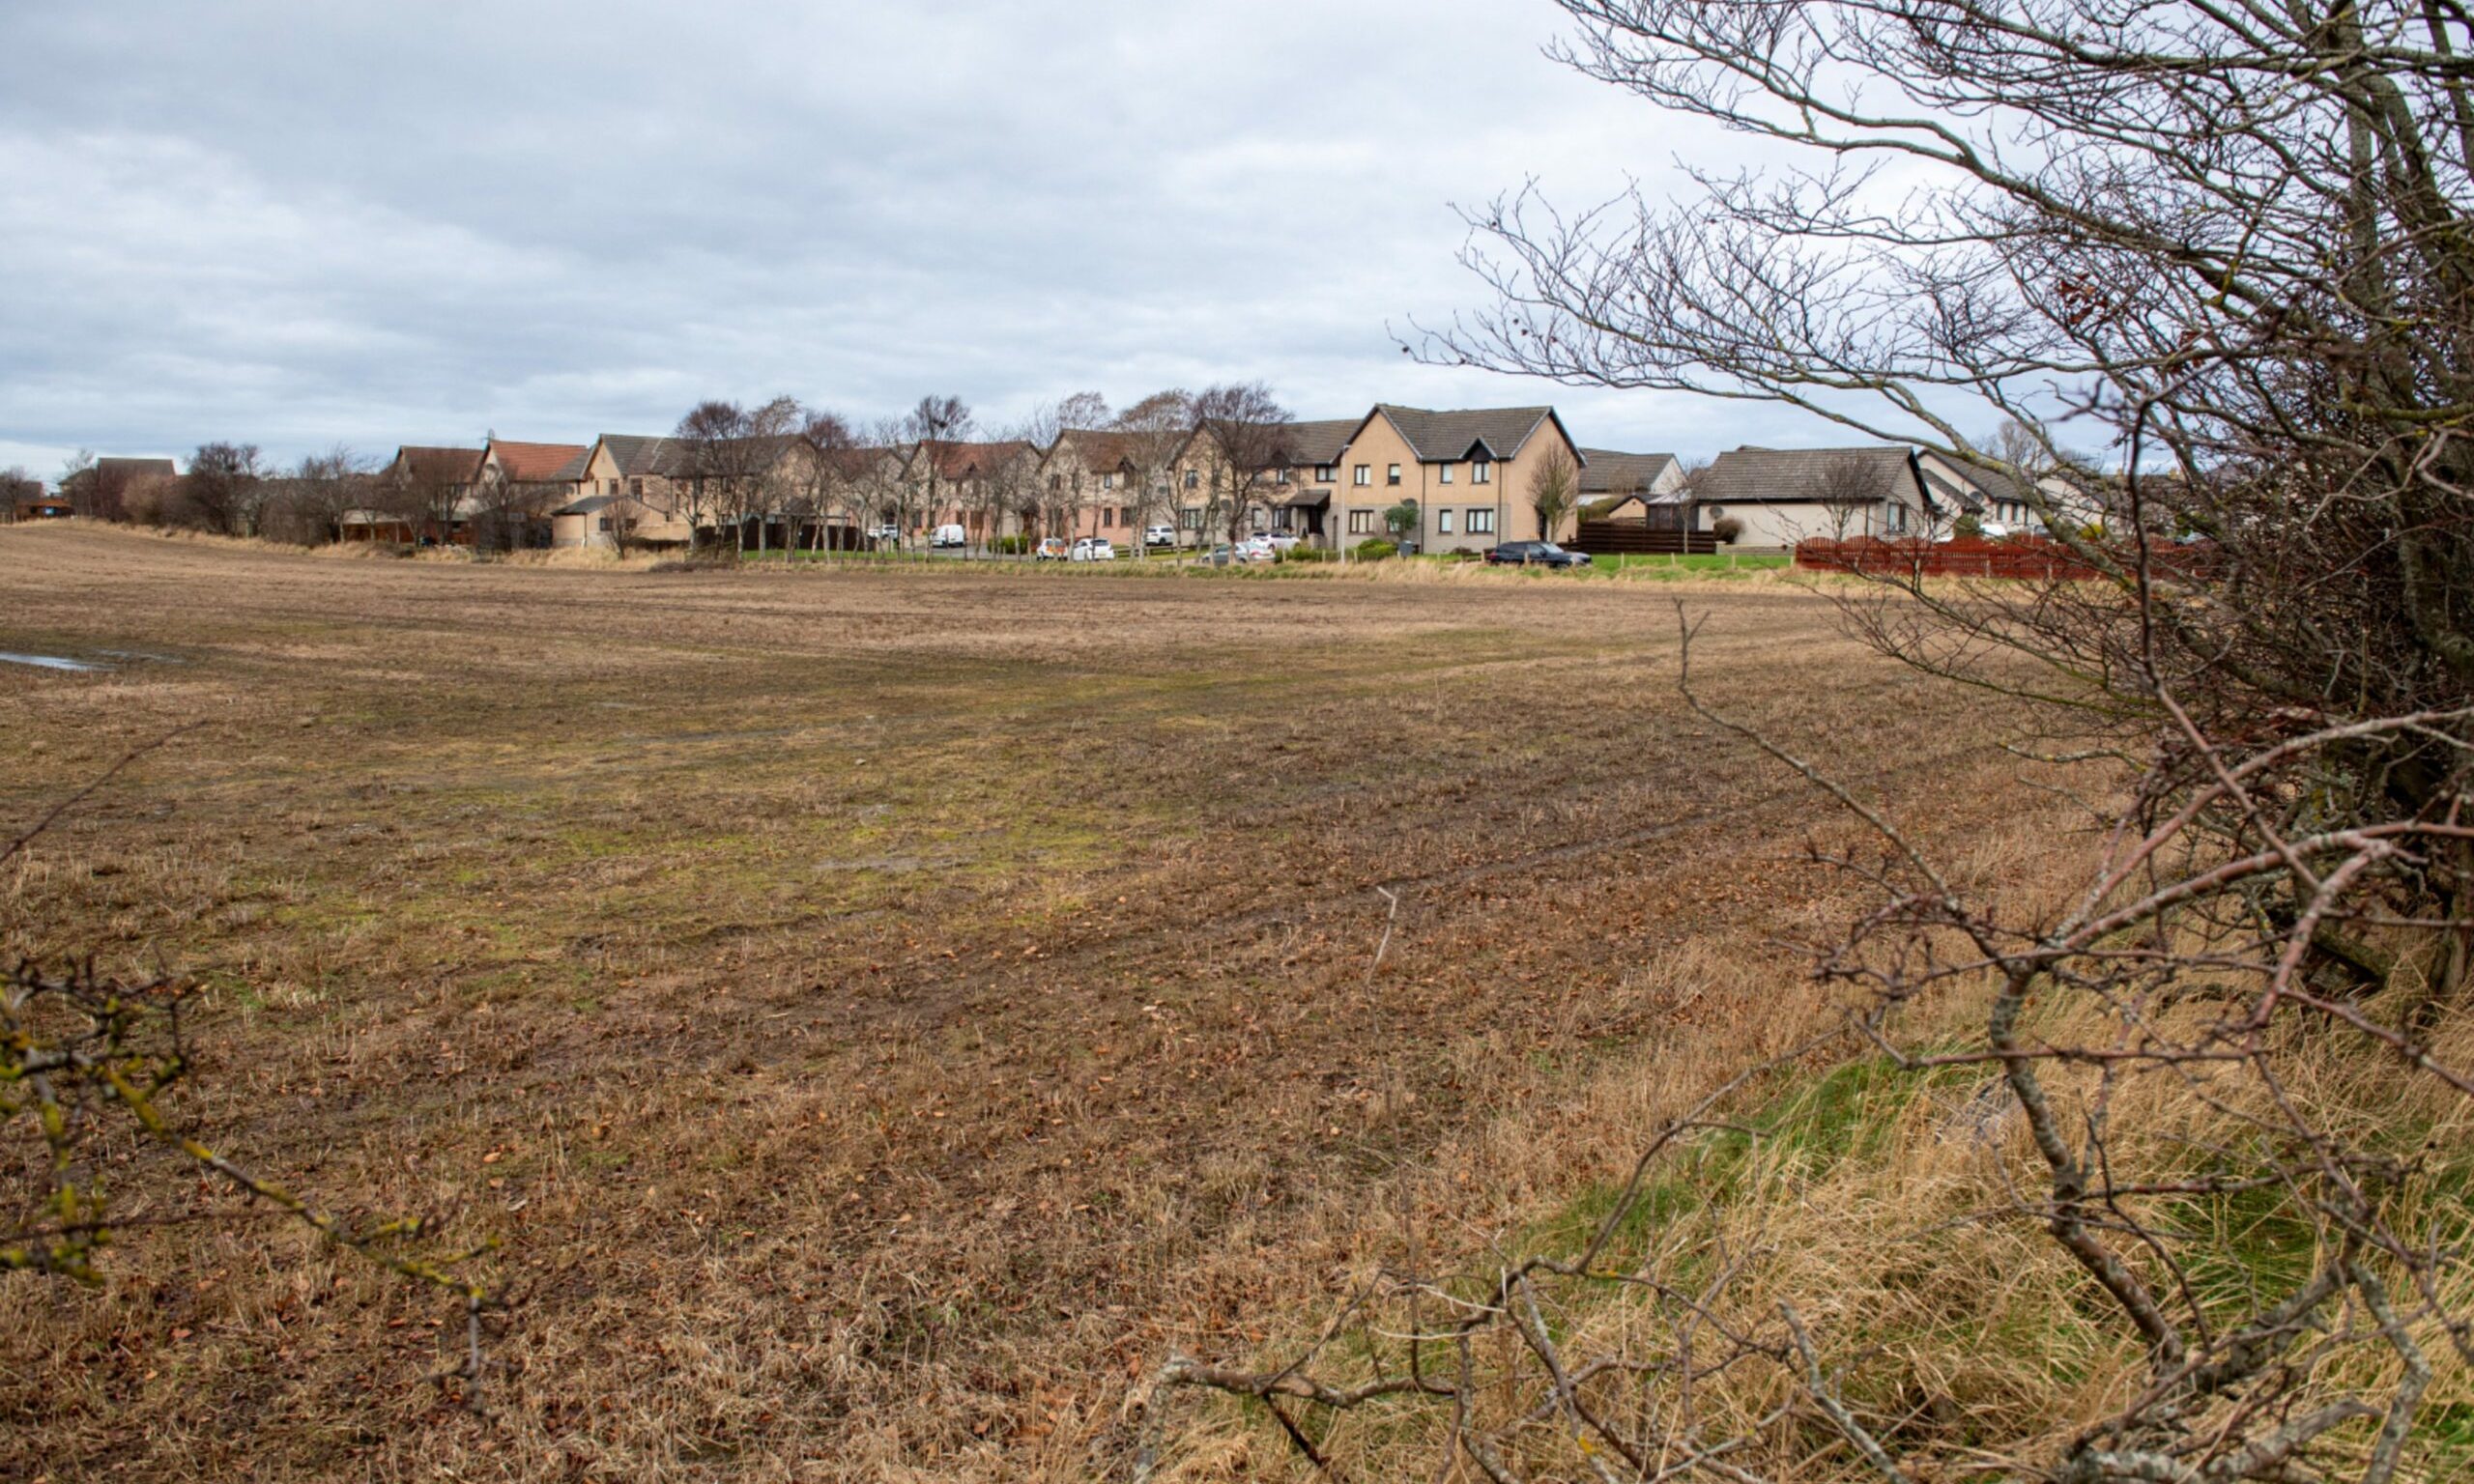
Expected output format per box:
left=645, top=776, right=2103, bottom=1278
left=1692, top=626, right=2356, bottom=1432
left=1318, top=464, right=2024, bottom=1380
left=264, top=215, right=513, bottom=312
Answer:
left=35, top=409, right=2094, bottom=553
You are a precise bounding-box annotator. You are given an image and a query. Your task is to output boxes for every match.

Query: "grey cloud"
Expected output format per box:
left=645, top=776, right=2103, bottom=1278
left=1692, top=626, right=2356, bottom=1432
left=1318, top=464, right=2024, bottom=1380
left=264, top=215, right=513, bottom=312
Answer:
left=0, top=1, right=1867, bottom=476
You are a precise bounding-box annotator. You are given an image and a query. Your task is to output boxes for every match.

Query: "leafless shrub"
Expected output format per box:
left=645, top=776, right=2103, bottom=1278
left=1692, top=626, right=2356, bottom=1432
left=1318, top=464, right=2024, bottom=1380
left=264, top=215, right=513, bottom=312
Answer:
left=1157, top=1, right=2474, bottom=1476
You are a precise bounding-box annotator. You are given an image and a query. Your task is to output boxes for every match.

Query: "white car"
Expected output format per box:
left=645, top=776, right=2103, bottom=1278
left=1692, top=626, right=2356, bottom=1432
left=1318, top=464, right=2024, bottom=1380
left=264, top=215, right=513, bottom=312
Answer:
left=1259, top=531, right=1301, bottom=553
left=1070, top=537, right=1117, bottom=561
left=1235, top=536, right=1279, bottom=562
left=1144, top=525, right=1177, bottom=548
left=929, top=524, right=966, bottom=549
left=868, top=524, right=903, bottom=543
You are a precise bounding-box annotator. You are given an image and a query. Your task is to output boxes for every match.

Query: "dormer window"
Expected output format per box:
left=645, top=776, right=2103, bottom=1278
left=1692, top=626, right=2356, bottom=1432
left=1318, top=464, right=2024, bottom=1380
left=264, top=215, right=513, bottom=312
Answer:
left=1472, top=460, right=1492, bottom=485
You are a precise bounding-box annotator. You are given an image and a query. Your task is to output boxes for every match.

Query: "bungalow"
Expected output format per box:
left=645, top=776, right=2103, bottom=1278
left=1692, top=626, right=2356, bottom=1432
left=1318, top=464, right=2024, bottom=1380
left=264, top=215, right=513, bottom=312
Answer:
left=12, top=490, right=72, bottom=522
left=1327, top=405, right=1589, bottom=555
left=1914, top=450, right=2108, bottom=535
left=1579, top=448, right=1687, bottom=528
left=1690, top=445, right=1939, bottom=550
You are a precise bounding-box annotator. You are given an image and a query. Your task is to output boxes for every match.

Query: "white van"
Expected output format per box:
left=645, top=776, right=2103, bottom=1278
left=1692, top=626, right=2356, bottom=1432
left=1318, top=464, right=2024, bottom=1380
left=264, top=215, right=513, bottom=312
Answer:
left=930, top=524, right=966, bottom=549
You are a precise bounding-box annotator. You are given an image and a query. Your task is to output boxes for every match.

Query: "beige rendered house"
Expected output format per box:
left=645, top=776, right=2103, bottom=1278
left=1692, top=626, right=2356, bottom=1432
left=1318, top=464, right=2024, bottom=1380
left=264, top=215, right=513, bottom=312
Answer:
left=1262, top=418, right=1362, bottom=546
left=1689, top=445, right=1938, bottom=549
left=1327, top=405, right=1588, bottom=554
left=552, top=436, right=693, bottom=548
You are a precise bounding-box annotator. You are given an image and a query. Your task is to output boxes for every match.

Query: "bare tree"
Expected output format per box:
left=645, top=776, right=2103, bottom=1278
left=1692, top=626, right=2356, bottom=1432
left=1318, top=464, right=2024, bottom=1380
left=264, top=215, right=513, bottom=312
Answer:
left=1155, top=3, right=2474, bottom=1479
left=258, top=446, right=370, bottom=545
left=670, top=400, right=749, bottom=555
left=1526, top=444, right=1580, bottom=544
left=0, top=467, right=39, bottom=522
left=899, top=395, right=974, bottom=553
left=1115, top=388, right=1194, bottom=557
left=1191, top=382, right=1294, bottom=550
left=54, top=450, right=98, bottom=518
left=797, top=409, right=858, bottom=555
left=1053, top=389, right=1111, bottom=435
left=183, top=442, right=264, bottom=536
left=851, top=416, right=909, bottom=551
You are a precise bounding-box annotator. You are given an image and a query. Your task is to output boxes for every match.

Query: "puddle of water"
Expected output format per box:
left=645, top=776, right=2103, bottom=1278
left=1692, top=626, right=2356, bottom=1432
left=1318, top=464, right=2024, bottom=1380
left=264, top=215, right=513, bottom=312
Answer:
left=0, top=651, right=109, bottom=672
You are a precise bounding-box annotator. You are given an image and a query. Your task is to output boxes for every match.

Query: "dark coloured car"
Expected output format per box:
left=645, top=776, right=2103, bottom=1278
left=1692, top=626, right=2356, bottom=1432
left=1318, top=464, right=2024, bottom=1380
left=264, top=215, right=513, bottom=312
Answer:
left=1483, top=541, right=1593, bottom=568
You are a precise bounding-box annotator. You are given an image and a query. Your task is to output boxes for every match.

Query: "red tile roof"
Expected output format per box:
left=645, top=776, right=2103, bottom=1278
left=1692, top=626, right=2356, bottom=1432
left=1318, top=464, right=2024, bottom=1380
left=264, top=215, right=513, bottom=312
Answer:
left=394, top=446, right=487, bottom=484
left=489, top=440, right=589, bottom=483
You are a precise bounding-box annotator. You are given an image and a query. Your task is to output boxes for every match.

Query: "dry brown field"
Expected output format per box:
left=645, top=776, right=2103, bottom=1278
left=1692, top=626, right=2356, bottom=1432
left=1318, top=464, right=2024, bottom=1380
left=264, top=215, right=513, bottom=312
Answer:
left=0, top=525, right=2039, bottom=1481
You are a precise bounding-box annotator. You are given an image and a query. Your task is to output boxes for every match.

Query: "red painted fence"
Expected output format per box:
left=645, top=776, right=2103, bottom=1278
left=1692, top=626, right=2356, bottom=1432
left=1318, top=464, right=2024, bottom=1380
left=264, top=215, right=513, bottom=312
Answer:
left=1795, top=536, right=2213, bottom=581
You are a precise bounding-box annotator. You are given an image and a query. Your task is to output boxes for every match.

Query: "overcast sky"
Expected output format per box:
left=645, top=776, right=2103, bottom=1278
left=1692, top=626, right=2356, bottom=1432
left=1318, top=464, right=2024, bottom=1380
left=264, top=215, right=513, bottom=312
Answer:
left=0, top=1, right=1857, bottom=476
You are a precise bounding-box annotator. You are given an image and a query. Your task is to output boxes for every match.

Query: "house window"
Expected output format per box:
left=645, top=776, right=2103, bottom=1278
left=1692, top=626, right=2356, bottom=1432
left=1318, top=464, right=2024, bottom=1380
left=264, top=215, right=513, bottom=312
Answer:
left=1472, top=460, right=1491, bottom=484
left=1314, top=464, right=1335, bottom=483
left=1387, top=464, right=1402, bottom=486
left=1276, top=468, right=1291, bottom=485
left=630, top=477, right=644, bottom=497
left=1467, top=508, right=1494, bottom=534
left=1050, top=474, right=1061, bottom=491
left=1102, top=507, right=1114, bottom=528
left=1180, top=505, right=1203, bottom=530
left=1437, top=508, right=1454, bottom=535
left=1353, top=464, right=1370, bottom=487
left=1347, top=509, right=1376, bottom=535
left=1184, top=470, right=1199, bottom=490
left=1439, top=464, right=1454, bottom=484
left=1102, top=472, right=1116, bottom=490
left=596, top=515, right=611, bottom=531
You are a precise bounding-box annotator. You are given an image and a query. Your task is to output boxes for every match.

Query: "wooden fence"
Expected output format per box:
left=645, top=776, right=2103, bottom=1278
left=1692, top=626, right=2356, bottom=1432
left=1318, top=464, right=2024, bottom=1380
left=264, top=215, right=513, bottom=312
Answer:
left=1795, top=536, right=2214, bottom=581
left=1569, top=521, right=1724, bottom=556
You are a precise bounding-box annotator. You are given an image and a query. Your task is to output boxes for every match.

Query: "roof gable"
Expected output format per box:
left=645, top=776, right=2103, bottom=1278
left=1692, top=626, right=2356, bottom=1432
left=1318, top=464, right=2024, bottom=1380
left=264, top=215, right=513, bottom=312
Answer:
left=393, top=445, right=488, bottom=484
left=1576, top=449, right=1679, bottom=496
left=1694, top=445, right=1922, bottom=507
left=1361, top=404, right=1568, bottom=465
left=488, top=440, right=590, bottom=483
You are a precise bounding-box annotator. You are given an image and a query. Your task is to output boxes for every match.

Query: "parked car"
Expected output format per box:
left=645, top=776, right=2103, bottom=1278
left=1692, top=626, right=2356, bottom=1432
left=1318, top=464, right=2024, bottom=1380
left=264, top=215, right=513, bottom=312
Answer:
left=868, top=524, right=903, bottom=544
left=1259, top=531, right=1301, bottom=553
left=1144, top=525, right=1177, bottom=548
left=1483, top=540, right=1592, bottom=568
left=1235, top=536, right=1280, bottom=562
left=1198, top=544, right=1238, bottom=567
left=1034, top=537, right=1071, bottom=561
left=930, top=524, right=966, bottom=549
left=1071, top=537, right=1117, bottom=561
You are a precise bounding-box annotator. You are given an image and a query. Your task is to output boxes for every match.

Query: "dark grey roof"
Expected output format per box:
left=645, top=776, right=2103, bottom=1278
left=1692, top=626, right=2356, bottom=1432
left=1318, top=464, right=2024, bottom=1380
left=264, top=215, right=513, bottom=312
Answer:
left=1369, top=405, right=1564, bottom=463
left=95, top=456, right=177, bottom=479
left=1285, top=418, right=1360, bottom=466
left=1920, top=453, right=2032, bottom=509
left=596, top=434, right=683, bottom=477
left=1920, top=469, right=1986, bottom=514
left=1577, top=448, right=1678, bottom=496
left=593, top=432, right=802, bottom=479
left=1694, top=446, right=1923, bottom=507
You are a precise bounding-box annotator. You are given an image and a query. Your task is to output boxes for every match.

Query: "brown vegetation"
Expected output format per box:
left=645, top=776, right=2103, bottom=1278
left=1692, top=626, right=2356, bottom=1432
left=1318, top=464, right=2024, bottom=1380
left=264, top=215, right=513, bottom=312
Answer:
left=0, top=523, right=2028, bottom=1480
